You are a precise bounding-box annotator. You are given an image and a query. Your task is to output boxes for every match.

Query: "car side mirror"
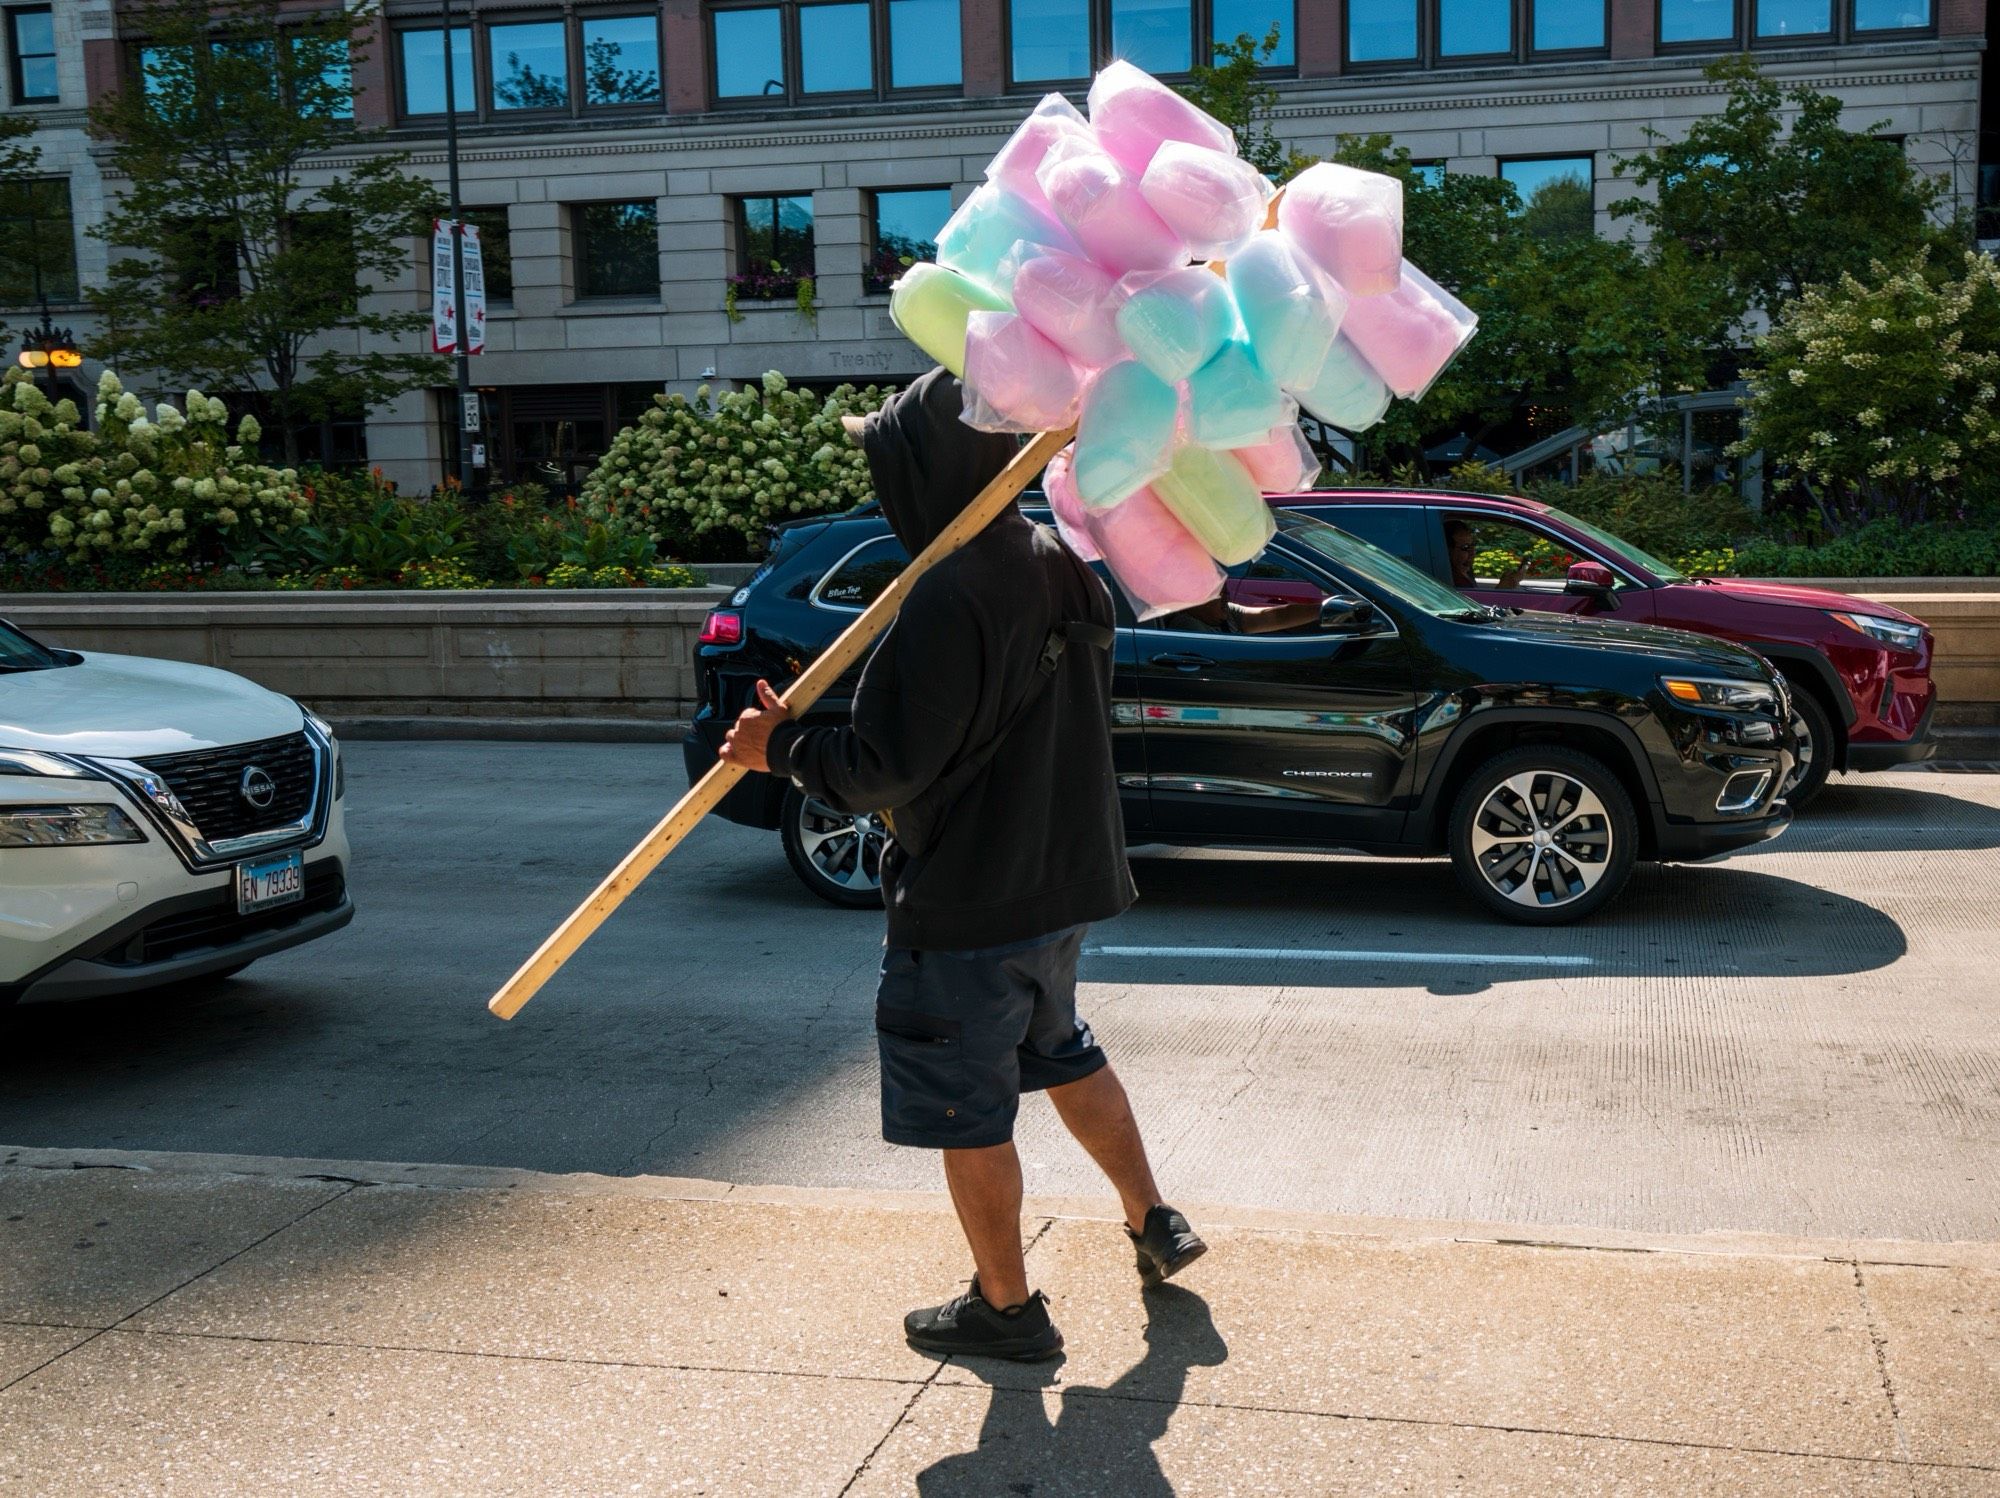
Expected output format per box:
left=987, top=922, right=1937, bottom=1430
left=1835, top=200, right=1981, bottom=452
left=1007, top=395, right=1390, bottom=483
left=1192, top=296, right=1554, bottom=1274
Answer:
left=1564, top=561, right=1619, bottom=610
left=1318, top=593, right=1377, bottom=634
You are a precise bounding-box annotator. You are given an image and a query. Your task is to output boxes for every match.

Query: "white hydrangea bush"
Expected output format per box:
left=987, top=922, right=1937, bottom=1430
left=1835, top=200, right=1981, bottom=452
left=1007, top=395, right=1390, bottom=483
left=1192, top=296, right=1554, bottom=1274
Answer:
left=581, top=373, right=893, bottom=549
left=1738, top=250, right=2000, bottom=524
left=0, top=369, right=312, bottom=565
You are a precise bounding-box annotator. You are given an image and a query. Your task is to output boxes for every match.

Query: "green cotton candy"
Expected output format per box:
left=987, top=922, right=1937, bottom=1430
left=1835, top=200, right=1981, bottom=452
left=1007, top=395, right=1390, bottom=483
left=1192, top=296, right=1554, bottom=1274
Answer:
left=1152, top=444, right=1276, bottom=566
left=890, top=263, right=1011, bottom=377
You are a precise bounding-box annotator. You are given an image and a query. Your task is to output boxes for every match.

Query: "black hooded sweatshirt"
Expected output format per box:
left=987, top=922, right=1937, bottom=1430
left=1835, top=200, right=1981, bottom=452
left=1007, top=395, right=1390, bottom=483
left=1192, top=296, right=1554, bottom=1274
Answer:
left=764, top=368, right=1136, bottom=951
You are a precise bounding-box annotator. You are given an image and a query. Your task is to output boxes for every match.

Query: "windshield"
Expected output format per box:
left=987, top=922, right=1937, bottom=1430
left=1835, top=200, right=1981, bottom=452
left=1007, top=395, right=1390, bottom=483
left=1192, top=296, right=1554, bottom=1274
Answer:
left=0, top=621, right=65, bottom=672
left=1276, top=514, right=1487, bottom=619
left=1537, top=503, right=1686, bottom=582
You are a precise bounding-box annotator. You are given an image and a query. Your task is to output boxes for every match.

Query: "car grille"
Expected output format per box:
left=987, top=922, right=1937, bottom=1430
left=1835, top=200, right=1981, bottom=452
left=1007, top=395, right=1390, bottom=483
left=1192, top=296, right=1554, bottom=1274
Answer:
left=107, top=865, right=347, bottom=967
left=133, top=732, right=318, bottom=842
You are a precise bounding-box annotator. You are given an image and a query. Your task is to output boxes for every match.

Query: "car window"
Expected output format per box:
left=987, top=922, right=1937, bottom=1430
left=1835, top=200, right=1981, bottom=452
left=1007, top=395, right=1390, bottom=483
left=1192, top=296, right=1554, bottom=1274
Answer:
left=1275, top=515, right=1482, bottom=620
left=1439, top=511, right=1606, bottom=593
left=0, top=621, right=64, bottom=671
left=1315, top=505, right=1425, bottom=568
left=1149, top=551, right=1334, bottom=637
left=814, top=535, right=909, bottom=611
left=1536, top=502, right=1685, bottom=583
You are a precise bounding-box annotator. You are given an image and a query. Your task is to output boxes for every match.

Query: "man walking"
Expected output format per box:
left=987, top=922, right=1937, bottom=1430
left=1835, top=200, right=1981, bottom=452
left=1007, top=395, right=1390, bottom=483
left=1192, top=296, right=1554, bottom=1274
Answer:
left=720, top=368, right=1204, bottom=1361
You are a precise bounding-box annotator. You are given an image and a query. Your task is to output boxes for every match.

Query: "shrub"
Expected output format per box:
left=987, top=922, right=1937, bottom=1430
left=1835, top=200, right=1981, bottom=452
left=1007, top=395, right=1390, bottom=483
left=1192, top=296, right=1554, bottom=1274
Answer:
left=1737, top=250, right=2000, bottom=528
left=1734, top=518, right=2000, bottom=577
left=582, top=372, right=893, bottom=557
left=0, top=369, right=311, bottom=567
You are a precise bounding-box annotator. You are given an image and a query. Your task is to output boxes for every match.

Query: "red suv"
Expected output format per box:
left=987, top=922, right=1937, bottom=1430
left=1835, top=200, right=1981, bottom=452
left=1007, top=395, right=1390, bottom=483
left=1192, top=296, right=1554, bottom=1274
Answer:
left=1284, top=490, right=1935, bottom=804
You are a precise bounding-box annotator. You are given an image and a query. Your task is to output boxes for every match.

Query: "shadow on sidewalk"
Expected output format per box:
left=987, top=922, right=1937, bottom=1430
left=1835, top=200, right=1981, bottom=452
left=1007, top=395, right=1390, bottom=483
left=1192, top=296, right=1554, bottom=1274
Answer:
left=913, top=1285, right=1228, bottom=1497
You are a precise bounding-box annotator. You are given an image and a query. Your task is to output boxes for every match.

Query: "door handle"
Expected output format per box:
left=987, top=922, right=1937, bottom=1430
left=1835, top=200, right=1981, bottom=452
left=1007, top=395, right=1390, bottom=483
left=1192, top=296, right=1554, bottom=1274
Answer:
left=1149, top=652, right=1214, bottom=672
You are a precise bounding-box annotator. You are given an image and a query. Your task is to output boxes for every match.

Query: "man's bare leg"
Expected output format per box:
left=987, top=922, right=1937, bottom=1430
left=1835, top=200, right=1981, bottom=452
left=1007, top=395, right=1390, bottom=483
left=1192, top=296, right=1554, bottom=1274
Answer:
left=940, top=1142, right=1031, bottom=1309
left=1046, top=1064, right=1163, bottom=1234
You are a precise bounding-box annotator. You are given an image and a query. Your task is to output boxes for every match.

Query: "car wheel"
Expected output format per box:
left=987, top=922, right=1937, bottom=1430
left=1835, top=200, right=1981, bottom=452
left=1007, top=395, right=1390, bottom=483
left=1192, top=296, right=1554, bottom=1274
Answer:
left=1448, top=746, right=1638, bottom=925
left=780, top=786, right=886, bottom=909
left=1781, top=688, right=1835, bottom=808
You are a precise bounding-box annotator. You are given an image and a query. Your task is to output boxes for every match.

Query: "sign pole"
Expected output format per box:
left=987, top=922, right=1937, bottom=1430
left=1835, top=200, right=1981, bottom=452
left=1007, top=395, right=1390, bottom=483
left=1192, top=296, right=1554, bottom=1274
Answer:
left=440, top=0, right=474, bottom=490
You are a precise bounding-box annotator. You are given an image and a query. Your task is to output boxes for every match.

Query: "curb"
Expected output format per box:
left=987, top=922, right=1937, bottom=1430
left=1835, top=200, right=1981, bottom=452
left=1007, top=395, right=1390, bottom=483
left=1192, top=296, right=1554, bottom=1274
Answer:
left=329, top=716, right=692, bottom=742
left=8, top=1143, right=1997, bottom=1274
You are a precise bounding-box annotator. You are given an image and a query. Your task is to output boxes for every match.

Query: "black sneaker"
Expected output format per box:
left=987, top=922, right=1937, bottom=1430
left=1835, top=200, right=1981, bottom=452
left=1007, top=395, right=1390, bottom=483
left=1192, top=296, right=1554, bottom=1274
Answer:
left=904, top=1281, right=1064, bottom=1361
left=1128, top=1205, right=1208, bottom=1285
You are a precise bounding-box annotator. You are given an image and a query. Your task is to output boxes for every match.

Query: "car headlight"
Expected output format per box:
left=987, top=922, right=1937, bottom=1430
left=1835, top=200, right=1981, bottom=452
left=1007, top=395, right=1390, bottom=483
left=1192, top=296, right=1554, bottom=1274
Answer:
left=1829, top=611, right=1923, bottom=654
left=1661, top=675, right=1780, bottom=713
left=0, top=803, right=146, bottom=848
left=0, top=747, right=101, bottom=779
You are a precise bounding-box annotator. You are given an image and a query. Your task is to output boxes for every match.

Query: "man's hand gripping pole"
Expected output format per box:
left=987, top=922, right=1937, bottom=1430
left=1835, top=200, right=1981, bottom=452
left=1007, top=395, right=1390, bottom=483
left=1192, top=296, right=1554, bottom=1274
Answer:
left=487, top=423, right=1077, bottom=1021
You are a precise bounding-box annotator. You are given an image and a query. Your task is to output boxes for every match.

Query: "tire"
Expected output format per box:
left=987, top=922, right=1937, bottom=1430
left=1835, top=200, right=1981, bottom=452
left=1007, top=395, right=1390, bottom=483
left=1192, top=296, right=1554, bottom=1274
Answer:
left=1447, top=745, right=1639, bottom=925
left=780, top=785, right=887, bottom=909
left=1781, top=686, right=1835, bottom=808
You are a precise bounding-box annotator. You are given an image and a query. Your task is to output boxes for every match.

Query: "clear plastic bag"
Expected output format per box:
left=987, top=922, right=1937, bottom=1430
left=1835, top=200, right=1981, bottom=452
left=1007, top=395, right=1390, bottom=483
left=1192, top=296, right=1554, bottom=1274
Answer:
left=935, top=182, right=1078, bottom=297
left=1040, top=442, right=1102, bottom=562
left=1233, top=419, right=1319, bottom=494
left=1086, top=59, right=1237, bottom=177
left=1073, top=359, right=1180, bottom=509
left=1112, top=265, right=1235, bottom=385
left=1092, top=483, right=1228, bottom=620
left=1152, top=444, right=1277, bottom=566
left=1186, top=338, right=1286, bottom=450
left=889, top=262, right=1011, bottom=378
left=960, top=311, right=1083, bottom=433
left=1139, top=142, right=1273, bottom=261
left=1338, top=260, right=1479, bottom=401
left=1277, top=162, right=1405, bottom=299
left=986, top=92, right=1095, bottom=214
left=1007, top=244, right=1128, bottom=370
left=1228, top=232, right=1349, bottom=393
left=1035, top=133, right=1188, bottom=279
left=1292, top=333, right=1392, bottom=433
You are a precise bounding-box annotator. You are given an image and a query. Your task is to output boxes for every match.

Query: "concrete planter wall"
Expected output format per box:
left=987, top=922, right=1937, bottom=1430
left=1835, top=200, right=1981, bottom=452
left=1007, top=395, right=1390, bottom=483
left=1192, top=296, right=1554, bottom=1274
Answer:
left=3, top=581, right=1997, bottom=730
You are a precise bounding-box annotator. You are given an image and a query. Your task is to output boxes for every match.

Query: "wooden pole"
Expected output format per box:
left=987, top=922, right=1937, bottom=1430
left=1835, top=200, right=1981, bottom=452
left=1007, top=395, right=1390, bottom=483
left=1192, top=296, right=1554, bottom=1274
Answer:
left=488, top=422, right=1077, bottom=1020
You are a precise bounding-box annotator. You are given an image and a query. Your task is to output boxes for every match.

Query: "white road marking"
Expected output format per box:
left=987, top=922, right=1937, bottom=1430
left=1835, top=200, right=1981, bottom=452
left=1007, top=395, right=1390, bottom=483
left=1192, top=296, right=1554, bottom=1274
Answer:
left=1084, top=945, right=1594, bottom=968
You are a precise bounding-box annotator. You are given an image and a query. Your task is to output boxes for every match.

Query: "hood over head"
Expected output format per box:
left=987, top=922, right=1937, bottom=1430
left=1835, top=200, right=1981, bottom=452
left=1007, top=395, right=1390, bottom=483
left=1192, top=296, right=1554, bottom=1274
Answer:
left=855, top=366, right=1019, bottom=553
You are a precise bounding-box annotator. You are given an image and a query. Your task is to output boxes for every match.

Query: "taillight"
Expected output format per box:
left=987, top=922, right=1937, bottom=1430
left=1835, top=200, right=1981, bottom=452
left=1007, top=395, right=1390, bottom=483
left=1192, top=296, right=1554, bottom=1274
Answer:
left=699, top=610, right=743, bottom=646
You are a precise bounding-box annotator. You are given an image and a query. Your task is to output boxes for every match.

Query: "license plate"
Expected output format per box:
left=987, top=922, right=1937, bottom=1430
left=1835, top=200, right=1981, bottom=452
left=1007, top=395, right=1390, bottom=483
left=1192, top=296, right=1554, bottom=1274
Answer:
left=236, top=849, right=305, bottom=915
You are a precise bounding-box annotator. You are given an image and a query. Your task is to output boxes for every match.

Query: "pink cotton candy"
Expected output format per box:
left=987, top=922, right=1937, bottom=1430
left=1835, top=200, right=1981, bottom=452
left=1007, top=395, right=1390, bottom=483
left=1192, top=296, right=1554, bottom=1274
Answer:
left=1139, top=142, right=1272, bottom=260
left=1278, top=163, right=1405, bottom=298
left=985, top=93, right=1095, bottom=215
left=1339, top=260, right=1479, bottom=400
left=961, top=311, right=1083, bottom=433
left=1086, top=59, right=1237, bottom=178
left=1037, top=134, right=1189, bottom=278
left=1011, top=249, right=1128, bottom=369
left=1088, top=483, right=1227, bottom=619
left=1041, top=443, right=1102, bottom=562
left=1235, top=421, right=1320, bottom=494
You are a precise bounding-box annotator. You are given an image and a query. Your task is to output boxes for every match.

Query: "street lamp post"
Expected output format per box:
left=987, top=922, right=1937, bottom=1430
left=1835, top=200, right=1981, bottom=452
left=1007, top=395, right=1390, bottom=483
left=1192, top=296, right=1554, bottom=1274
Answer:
left=16, top=299, right=81, bottom=407
left=440, top=0, right=475, bottom=490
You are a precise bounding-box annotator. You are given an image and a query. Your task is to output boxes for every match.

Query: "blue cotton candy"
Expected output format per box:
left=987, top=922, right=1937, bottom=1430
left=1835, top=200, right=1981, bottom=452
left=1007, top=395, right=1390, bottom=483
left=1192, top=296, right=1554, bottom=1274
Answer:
left=1228, top=234, right=1348, bottom=393
left=1294, top=334, right=1392, bottom=433
left=1113, top=268, right=1235, bottom=385
left=1073, top=360, right=1179, bottom=509
left=936, top=183, right=1078, bottom=298
left=1187, top=340, right=1286, bottom=449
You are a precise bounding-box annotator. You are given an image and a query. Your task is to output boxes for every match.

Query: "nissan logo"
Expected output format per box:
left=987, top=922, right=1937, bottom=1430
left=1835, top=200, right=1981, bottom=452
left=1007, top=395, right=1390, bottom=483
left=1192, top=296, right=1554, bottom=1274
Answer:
left=240, top=766, right=277, bottom=810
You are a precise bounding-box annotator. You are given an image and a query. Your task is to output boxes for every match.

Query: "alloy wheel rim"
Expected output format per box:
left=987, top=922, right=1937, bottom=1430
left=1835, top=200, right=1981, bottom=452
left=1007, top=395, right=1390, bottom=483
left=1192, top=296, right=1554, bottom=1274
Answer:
left=797, top=796, right=885, bottom=892
left=1782, top=708, right=1814, bottom=796
left=1470, top=771, right=1613, bottom=908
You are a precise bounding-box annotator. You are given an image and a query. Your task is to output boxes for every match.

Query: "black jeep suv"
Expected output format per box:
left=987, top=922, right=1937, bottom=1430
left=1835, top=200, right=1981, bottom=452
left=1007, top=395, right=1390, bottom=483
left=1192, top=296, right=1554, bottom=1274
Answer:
left=686, top=506, right=1795, bottom=924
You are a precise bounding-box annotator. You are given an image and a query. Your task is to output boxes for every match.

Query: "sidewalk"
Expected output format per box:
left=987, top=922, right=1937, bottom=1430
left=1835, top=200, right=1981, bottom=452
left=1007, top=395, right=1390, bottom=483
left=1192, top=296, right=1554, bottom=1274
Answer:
left=2, top=1146, right=1995, bottom=1496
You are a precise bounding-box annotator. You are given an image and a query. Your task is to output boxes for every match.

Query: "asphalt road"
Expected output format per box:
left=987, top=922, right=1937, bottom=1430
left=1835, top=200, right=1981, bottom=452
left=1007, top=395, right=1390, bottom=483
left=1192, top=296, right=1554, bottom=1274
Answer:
left=5, top=743, right=1997, bottom=1242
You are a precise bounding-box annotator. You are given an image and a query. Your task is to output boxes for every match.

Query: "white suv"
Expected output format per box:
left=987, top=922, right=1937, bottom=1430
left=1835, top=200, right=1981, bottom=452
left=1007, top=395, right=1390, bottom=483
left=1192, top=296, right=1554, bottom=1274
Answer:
left=1, top=619, right=351, bottom=1004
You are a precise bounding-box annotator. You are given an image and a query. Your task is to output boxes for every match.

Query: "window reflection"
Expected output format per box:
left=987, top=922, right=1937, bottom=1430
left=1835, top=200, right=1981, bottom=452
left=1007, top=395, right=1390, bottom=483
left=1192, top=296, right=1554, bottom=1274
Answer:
left=1532, top=0, right=1604, bottom=48
left=399, top=26, right=474, bottom=115
left=1112, top=0, right=1192, bottom=74
left=869, top=186, right=950, bottom=292
left=714, top=8, right=786, bottom=97
left=1011, top=0, right=1091, bottom=81
left=1212, top=0, right=1295, bottom=64
left=1347, top=0, right=1419, bottom=61
left=1659, top=0, right=1736, bottom=42
left=889, top=0, right=962, bottom=86
left=489, top=20, right=568, bottom=110
left=581, top=16, right=661, bottom=104
left=1440, top=0, right=1510, bottom=54
left=1753, top=0, right=1830, bottom=33
left=800, top=3, right=874, bottom=92
left=1851, top=0, right=1928, bottom=24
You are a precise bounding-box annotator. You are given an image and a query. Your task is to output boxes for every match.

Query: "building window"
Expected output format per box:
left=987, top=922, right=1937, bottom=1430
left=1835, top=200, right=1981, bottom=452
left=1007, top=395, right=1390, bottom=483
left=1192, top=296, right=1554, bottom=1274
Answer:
left=1013, top=0, right=1295, bottom=82
left=169, top=219, right=243, bottom=311
left=488, top=19, right=569, bottom=111
left=1439, top=0, right=1510, bottom=56
left=0, top=177, right=75, bottom=303
left=889, top=0, right=962, bottom=87
left=1530, top=0, right=1605, bottom=49
left=1752, top=0, right=1831, bottom=36
left=800, top=2, right=874, bottom=93
left=399, top=25, right=474, bottom=115
left=1850, top=0, right=1928, bottom=27
left=7, top=5, right=56, bottom=103
left=1657, top=0, right=1736, bottom=43
left=1500, top=156, right=1595, bottom=240
left=868, top=187, right=950, bottom=294
left=1346, top=0, right=1419, bottom=63
left=462, top=207, right=514, bottom=303
left=1412, top=161, right=1446, bottom=186
left=712, top=6, right=786, bottom=97
left=138, top=33, right=350, bottom=119
left=581, top=15, right=661, bottom=104
left=733, top=194, right=815, bottom=301
left=574, top=201, right=659, bottom=299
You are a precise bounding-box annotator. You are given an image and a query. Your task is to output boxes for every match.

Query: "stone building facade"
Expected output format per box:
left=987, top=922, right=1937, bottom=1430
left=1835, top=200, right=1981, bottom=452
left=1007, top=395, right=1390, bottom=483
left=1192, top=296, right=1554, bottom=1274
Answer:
left=0, top=0, right=1990, bottom=492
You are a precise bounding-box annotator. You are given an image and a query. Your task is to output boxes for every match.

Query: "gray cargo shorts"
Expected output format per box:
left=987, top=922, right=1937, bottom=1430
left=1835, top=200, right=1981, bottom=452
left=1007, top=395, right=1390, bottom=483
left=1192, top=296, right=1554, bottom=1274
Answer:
left=874, top=924, right=1107, bottom=1149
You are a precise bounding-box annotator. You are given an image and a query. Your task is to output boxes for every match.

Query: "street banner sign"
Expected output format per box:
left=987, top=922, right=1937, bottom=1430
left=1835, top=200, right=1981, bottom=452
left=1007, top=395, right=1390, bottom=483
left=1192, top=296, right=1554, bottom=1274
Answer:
left=431, top=219, right=487, bottom=356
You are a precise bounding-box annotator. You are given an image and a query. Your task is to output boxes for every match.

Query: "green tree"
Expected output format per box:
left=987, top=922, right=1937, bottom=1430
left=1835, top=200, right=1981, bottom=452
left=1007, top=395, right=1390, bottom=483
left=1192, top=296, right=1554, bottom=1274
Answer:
left=1611, top=55, right=1959, bottom=330
left=1519, top=175, right=1594, bottom=243
left=1175, top=28, right=1314, bottom=183
left=87, top=0, right=443, bottom=464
